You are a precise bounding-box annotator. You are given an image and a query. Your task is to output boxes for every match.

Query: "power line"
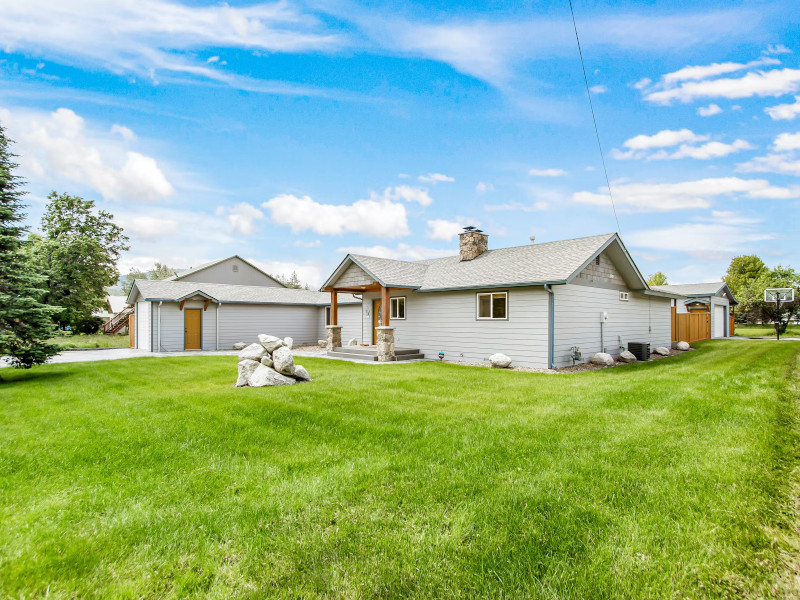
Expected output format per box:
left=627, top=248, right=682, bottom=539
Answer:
left=567, top=0, right=621, bottom=234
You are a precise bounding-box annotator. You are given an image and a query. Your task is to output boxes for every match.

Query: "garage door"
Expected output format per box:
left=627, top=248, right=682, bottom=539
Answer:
left=713, top=305, right=726, bottom=338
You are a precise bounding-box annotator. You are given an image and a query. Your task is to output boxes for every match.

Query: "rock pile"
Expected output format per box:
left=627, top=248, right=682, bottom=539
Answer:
left=234, top=335, right=311, bottom=387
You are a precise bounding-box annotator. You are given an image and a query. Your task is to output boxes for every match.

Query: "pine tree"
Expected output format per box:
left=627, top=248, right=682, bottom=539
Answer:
left=0, top=125, right=59, bottom=375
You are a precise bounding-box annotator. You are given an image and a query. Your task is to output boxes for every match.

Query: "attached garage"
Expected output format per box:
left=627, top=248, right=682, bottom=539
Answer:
left=651, top=282, right=738, bottom=342
left=713, top=305, right=727, bottom=339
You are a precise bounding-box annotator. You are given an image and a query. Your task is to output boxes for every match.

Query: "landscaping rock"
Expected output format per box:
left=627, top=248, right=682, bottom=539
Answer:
left=653, top=347, right=670, bottom=356
left=676, top=341, right=691, bottom=351
left=318, top=339, right=327, bottom=347
left=348, top=337, right=358, bottom=346
left=283, top=337, right=293, bottom=349
left=617, top=350, right=637, bottom=363
left=291, top=365, right=311, bottom=382
left=590, top=352, right=614, bottom=366
left=258, top=334, right=285, bottom=353
left=248, top=364, right=296, bottom=387
left=235, top=359, right=260, bottom=387
left=260, top=355, right=274, bottom=368
left=272, top=346, right=295, bottom=375
left=239, top=343, right=267, bottom=362
left=233, top=342, right=247, bottom=350
left=489, top=353, right=513, bottom=368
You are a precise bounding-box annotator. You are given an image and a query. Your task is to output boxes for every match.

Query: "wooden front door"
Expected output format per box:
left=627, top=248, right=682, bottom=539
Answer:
left=184, top=309, right=202, bottom=350
left=372, top=299, right=382, bottom=344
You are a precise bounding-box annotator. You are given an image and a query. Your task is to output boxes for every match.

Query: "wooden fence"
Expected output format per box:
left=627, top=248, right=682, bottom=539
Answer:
left=128, top=314, right=135, bottom=348
left=671, top=307, right=711, bottom=343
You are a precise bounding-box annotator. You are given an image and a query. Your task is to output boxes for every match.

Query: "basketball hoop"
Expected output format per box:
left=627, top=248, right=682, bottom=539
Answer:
left=764, top=288, right=795, bottom=303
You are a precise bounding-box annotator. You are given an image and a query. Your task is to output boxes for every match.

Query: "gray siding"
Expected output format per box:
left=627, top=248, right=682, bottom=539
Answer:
left=178, top=258, right=282, bottom=287
left=319, top=304, right=362, bottom=344
left=552, top=283, right=671, bottom=367
left=136, top=301, right=151, bottom=351
left=361, top=288, right=550, bottom=368
left=710, top=295, right=730, bottom=338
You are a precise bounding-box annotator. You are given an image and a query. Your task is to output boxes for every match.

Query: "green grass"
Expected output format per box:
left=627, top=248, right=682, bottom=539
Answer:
left=734, top=324, right=800, bottom=338
left=1, top=340, right=799, bottom=599
left=47, top=333, right=129, bottom=349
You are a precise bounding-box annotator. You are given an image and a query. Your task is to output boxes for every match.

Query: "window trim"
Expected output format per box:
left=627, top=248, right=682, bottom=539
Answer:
left=325, top=306, right=331, bottom=326
left=476, top=291, right=509, bottom=320
left=619, top=291, right=630, bottom=302
left=390, top=296, right=406, bottom=320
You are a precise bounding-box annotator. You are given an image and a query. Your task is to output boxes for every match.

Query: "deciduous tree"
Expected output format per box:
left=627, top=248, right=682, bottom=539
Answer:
left=646, top=272, right=668, bottom=286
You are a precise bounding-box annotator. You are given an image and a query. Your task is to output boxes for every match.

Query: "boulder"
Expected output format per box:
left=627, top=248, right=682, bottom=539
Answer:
left=617, top=350, right=637, bottom=363
left=232, top=342, right=247, bottom=350
left=248, top=364, right=296, bottom=387
left=239, top=343, right=267, bottom=362
left=291, top=364, right=311, bottom=382
left=235, top=359, right=260, bottom=387
left=676, top=341, right=691, bottom=351
left=653, top=347, right=670, bottom=356
left=489, top=353, right=513, bottom=368
left=272, top=346, right=295, bottom=376
left=258, top=334, right=285, bottom=353
left=318, top=339, right=327, bottom=348
left=283, top=337, right=293, bottom=349
left=260, top=355, right=274, bottom=368
left=348, top=337, right=358, bottom=346
left=590, top=352, right=615, bottom=366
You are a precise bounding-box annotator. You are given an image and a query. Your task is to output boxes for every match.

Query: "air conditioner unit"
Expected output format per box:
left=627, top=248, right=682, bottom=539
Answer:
left=599, top=312, right=609, bottom=323
left=628, top=342, right=650, bottom=361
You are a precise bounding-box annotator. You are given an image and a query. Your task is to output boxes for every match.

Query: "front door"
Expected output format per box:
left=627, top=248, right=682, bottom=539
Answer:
left=184, top=309, right=202, bottom=349
left=372, top=299, right=382, bottom=344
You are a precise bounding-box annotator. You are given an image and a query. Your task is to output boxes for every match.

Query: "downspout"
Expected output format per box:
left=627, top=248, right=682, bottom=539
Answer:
left=216, top=302, right=221, bottom=351
left=544, top=284, right=555, bottom=369
left=158, top=301, right=162, bottom=352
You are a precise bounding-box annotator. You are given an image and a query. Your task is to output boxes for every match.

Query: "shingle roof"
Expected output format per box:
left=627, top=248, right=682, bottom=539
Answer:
left=131, top=279, right=359, bottom=306
left=164, top=255, right=284, bottom=286
left=340, top=233, right=623, bottom=291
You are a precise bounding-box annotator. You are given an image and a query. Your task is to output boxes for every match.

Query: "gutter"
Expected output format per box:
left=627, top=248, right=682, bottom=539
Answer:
left=544, top=284, right=555, bottom=369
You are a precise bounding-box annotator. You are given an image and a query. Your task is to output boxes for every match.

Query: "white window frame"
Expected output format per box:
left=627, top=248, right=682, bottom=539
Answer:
left=325, top=306, right=331, bottom=326
left=390, top=296, right=406, bottom=320
left=619, top=291, right=629, bottom=302
left=476, top=291, right=508, bottom=320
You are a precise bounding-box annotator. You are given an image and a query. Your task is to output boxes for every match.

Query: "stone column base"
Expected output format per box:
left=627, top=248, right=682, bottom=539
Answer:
left=326, top=325, right=342, bottom=351
left=375, top=326, right=395, bottom=362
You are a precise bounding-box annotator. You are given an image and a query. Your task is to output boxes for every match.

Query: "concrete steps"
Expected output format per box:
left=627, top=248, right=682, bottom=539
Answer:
left=327, top=346, right=425, bottom=362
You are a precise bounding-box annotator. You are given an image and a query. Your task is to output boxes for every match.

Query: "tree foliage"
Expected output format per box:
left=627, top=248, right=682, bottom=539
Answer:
left=0, top=126, right=60, bottom=372
left=273, top=271, right=307, bottom=289
left=121, top=262, right=178, bottom=296
left=723, top=255, right=799, bottom=331
left=646, top=272, right=668, bottom=286
left=28, top=192, right=129, bottom=332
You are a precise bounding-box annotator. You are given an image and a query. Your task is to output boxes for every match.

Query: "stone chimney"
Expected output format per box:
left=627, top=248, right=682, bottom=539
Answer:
left=459, top=227, right=489, bottom=261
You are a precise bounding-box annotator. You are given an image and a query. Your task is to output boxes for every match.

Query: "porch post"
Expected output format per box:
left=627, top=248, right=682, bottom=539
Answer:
left=381, top=285, right=390, bottom=326
left=330, top=289, right=338, bottom=325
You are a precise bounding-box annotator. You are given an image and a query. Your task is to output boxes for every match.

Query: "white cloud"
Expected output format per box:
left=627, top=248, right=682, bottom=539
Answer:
left=627, top=222, right=777, bottom=259
left=773, top=132, right=800, bottom=152
left=475, top=181, right=494, bottom=192
left=738, top=154, right=800, bottom=176
left=418, top=173, right=454, bottom=184
left=697, top=103, right=722, bottom=116
left=661, top=57, right=779, bottom=85
left=612, top=129, right=751, bottom=161
left=119, top=215, right=179, bottom=240
left=248, top=258, right=324, bottom=288
left=633, top=78, right=652, bottom=90
left=336, top=243, right=452, bottom=261
left=589, top=85, right=607, bottom=94
left=110, top=123, right=137, bottom=141
left=484, top=201, right=549, bottom=212
left=0, top=106, right=173, bottom=203
left=293, top=239, right=321, bottom=248
left=262, top=193, right=410, bottom=237
left=529, top=168, right=566, bottom=177
left=658, top=140, right=753, bottom=160
left=207, top=56, right=220, bottom=63
left=765, top=44, right=791, bottom=55
left=645, top=67, right=800, bottom=104
left=765, top=96, right=800, bottom=120
left=376, top=185, right=433, bottom=206
left=426, top=218, right=469, bottom=241
left=620, top=128, right=708, bottom=151
left=573, top=177, right=800, bottom=212
left=215, top=202, right=264, bottom=235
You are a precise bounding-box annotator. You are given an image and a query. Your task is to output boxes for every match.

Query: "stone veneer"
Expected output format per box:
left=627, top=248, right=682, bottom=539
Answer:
left=375, top=326, right=396, bottom=362
left=326, top=325, right=342, bottom=351
left=458, top=231, right=489, bottom=261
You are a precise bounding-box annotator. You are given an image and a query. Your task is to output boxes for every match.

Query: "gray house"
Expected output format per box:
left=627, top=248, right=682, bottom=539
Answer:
left=126, top=256, right=360, bottom=352
left=321, top=230, right=683, bottom=368
left=651, top=282, right=737, bottom=339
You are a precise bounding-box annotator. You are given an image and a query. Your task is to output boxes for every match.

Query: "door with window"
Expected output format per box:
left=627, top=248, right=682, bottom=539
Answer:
left=184, top=309, right=202, bottom=349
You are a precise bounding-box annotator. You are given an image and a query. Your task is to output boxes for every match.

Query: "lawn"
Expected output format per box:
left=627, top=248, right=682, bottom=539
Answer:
left=734, top=324, right=800, bottom=338
left=1, top=340, right=799, bottom=599
left=46, top=333, right=130, bottom=349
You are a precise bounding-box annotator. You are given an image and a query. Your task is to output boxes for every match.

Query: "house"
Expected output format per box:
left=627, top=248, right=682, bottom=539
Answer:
left=650, top=282, right=738, bottom=340
left=126, top=256, right=360, bottom=352
left=94, top=295, right=130, bottom=324
left=321, top=229, right=684, bottom=368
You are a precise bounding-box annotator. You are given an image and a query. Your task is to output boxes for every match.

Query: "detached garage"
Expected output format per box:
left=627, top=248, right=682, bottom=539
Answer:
left=651, top=282, right=738, bottom=342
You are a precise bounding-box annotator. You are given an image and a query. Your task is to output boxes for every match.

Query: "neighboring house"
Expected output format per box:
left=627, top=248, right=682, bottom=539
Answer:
left=127, top=256, right=360, bottom=352
left=650, top=282, right=738, bottom=339
left=94, top=295, right=130, bottom=323
left=321, top=230, right=684, bottom=368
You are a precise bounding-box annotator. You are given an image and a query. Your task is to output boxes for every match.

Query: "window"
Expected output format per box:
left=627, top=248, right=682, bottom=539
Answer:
left=619, top=291, right=629, bottom=302
left=232, top=264, right=239, bottom=272
left=595, top=256, right=600, bottom=266
left=390, top=297, right=406, bottom=319
left=325, top=306, right=331, bottom=325
left=477, top=292, right=507, bottom=319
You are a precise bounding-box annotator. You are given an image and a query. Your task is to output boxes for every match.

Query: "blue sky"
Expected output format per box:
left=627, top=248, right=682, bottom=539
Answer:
left=1, top=0, right=799, bottom=286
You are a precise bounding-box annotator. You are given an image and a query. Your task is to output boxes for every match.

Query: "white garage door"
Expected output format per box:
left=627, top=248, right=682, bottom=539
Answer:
left=713, top=305, right=726, bottom=338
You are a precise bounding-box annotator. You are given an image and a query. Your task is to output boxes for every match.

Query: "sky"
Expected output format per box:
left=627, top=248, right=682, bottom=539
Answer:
left=1, top=0, right=799, bottom=287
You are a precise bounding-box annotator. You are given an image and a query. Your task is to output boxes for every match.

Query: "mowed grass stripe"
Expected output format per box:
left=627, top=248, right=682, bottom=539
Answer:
left=1, top=339, right=798, bottom=598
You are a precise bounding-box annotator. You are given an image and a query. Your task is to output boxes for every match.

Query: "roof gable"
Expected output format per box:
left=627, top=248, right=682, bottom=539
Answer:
left=166, top=256, right=285, bottom=288
left=651, top=282, right=738, bottom=305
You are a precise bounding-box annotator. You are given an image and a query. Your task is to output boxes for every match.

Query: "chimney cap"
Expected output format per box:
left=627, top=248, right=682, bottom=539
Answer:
left=462, top=225, right=476, bottom=232
left=530, top=235, right=536, bottom=243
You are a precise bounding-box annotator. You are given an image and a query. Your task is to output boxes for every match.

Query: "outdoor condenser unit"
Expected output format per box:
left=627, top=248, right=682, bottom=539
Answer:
left=627, top=342, right=650, bottom=361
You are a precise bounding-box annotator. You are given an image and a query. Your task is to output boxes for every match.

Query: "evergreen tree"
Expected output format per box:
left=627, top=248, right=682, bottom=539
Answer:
left=0, top=126, right=59, bottom=374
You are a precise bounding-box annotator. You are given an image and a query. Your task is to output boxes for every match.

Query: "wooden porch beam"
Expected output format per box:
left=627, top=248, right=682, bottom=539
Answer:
left=203, top=298, right=211, bottom=311
left=381, top=285, right=390, bottom=326
left=179, top=299, right=186, bottom=311
left=330, top=290, right=338, bottom=326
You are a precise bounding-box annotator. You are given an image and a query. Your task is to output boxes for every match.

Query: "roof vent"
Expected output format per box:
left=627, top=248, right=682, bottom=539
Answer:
left=459, top=226, right=489, bottom=261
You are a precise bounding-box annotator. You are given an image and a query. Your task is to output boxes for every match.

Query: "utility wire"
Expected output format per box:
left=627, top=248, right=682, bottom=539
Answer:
left=567, top=0, right=621, bottom=234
